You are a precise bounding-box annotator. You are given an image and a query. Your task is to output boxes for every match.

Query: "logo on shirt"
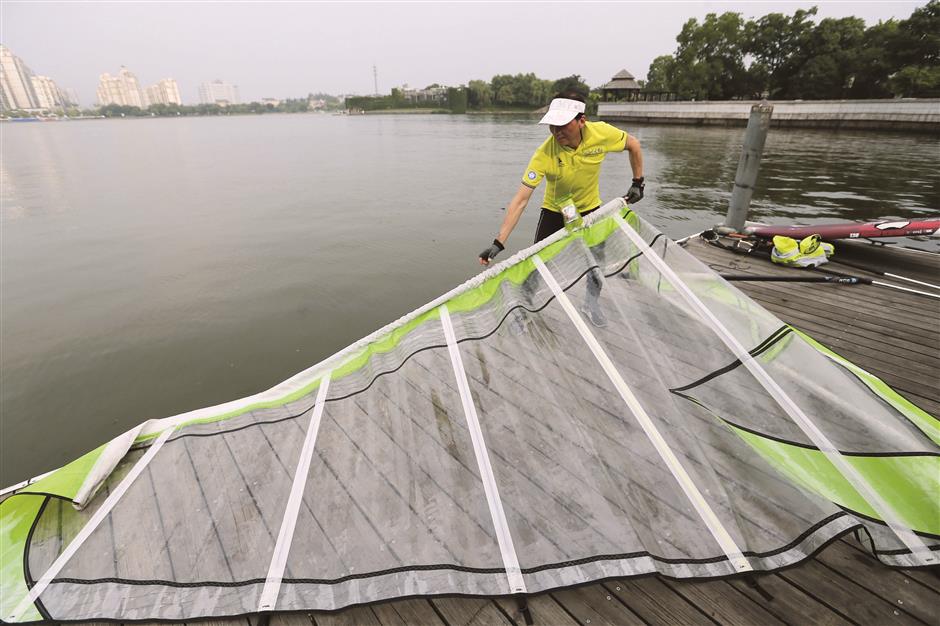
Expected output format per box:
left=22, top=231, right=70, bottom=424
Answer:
left=582, top=147, right=604, bottom=156
left=527, top=171, right=537, bottom=180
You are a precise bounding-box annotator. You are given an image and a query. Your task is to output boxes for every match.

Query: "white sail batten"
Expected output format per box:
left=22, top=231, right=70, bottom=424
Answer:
left=440, top=304, right=527, bottom=594
left=258, top=373, right=332, bottom=612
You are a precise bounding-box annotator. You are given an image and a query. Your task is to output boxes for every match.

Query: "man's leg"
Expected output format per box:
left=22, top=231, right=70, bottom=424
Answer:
left=506, top=209, right=565, bottom=335
left=532, top=207, right=607, bottom=327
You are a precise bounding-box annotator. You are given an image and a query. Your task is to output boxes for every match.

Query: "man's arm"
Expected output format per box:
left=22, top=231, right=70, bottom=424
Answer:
left=624, top=134, right=645, bottom=204
left=497, top=183, right=536, bottom=244
left=626, top=134, right=643, bottom=180
left=479, top=183, right=535, bottom=265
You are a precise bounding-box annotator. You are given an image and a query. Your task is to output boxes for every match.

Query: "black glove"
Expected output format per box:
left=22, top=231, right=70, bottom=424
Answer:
left=625, top=177, right=645, bottom=204
left=479, top=238, right=504, bottom=264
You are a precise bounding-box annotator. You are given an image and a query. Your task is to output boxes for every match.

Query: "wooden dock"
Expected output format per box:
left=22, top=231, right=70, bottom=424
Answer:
left=97, top=235, right=934, bottom=626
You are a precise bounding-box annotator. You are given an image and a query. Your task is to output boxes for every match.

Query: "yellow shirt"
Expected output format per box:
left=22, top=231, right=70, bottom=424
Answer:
left=521, top=121, right=628, bottom=213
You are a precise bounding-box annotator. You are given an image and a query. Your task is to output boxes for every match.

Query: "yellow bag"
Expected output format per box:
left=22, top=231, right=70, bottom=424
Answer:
left=771, top=235, right=834, bottom=268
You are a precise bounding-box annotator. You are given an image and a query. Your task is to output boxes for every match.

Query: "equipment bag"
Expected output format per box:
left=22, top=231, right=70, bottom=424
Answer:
left=771, top=234, right=835, bottom=268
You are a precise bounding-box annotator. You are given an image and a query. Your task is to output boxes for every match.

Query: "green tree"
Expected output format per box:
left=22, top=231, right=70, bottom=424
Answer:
left=745, top=8, right=818, bottom=98
left=99, top=104, right=145, bottom=117
left=447, top=87, right=468, bottom=113
left=644, top=55, right=677, bottom=92
left=887, top=0, right=940, bottom=96
left=846, top=19, right=899, bottom=98
left=786, top=17, right=867, bottom=99
left=467, top=80, right=492, bottom=108
left=490, top=74, right=516, bottom=105
left=671, top=12, right=755, bottom=99
left=551, top=75, right=590, bottom=97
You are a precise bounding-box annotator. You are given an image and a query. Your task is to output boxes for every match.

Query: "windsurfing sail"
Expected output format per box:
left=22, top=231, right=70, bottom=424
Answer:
left=746, top=218, right=940, bottom=240
left=2, top=198, right=938, bottom=623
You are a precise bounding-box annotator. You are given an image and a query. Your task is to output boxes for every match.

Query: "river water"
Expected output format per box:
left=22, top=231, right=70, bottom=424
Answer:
left=2, top=114, right=938, bottom=485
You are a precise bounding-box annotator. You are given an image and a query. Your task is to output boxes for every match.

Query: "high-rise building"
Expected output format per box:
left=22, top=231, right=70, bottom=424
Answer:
left=62, top=88, right=80, bottom=108
left=144, top=78, right=182, bottom=106
left=96, top=67, right=144, bottom=107
left=0, top=44, right=40, bottom=111
left=198, top=80, right=240, bottom=105
left=31, top=75, right=65, bottom=110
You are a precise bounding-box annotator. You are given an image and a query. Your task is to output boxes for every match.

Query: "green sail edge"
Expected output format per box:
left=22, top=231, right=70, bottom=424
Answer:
left=0, top=495, right=46, bottom=622
left=730, top=425, right=940, bottom=536
left=791, top=327, right=940, bottom=446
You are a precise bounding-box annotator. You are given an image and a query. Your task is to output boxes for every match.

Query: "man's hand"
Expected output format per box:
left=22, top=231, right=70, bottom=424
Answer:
left=479, top=239, right=504, bottom=265
left=625, top=177, right=645, bottom=204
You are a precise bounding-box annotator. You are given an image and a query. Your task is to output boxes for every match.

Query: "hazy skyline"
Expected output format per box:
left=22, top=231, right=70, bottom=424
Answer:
left=2, top=1, right=928, bottom=106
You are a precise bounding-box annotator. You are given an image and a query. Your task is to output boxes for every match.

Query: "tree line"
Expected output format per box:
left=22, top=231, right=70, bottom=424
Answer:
left=2, top=95, right=341, bottom=119
left=645, top=1, right=939, bottom=100
left=97, top=97, right=324, bottom=118
left=346, top=75, right=592, bottom=113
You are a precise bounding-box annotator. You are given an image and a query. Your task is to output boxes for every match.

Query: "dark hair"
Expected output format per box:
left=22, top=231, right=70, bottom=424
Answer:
left=553, top=90, right=587, bottom=119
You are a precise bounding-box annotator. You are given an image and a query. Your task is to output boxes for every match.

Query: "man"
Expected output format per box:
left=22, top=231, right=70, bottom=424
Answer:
left=478, top=91, right=645, bottom=326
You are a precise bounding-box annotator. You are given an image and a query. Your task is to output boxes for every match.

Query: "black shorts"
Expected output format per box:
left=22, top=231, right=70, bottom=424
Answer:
left=534, top=206, right=599, bottom=243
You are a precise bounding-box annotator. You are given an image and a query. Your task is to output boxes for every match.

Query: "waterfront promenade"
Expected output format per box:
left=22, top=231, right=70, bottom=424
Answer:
left=599, top=99, right=940, bottom=132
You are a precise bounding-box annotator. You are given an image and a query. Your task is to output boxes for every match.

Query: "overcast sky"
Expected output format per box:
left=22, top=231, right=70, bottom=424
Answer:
left=2, top=1, right=927, bottom=106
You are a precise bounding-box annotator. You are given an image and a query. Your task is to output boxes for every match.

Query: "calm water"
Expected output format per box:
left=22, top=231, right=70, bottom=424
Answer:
left=2, top=114, right=938, bottom=485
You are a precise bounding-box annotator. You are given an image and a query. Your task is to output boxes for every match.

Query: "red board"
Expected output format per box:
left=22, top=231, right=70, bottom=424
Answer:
left=745, top=219, right=940, bottom=241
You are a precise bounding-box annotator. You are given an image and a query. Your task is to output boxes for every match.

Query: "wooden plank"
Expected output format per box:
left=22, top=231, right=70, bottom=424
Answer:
left=663, top=579, right=787, bottom=626
left=833, top=241, right=940, bottom=285
left=755, top=281, right=938, bottom=326
left=777, top=557, right=926, bottom=625
left=731, top=263, right=940, bottom=319
left=685, top=240, right=940, bottom=322
left=746, top=298, right=940, bottom=363
left=371, top=598, right=444, bottom=625
left=494, top=594, right=579, bottom=625
left=147, top=439, right=234, bottom=582
left=602, top=577, right=715, bottom=625
left=745, top=300, right=940, bottom=393
left=841, top=534, right=940, bottom=593
left=751, top=306, right=940, bottom=378
left=109, top=464, right=176, bottom=579
left=430, top=597, right=514, bottom=626
left=368, top=602, right=409, bottom=626
left=726, top=574, right=853, bottom=626
left=737, top=280, right=939, bottom=341
left=314, top=606, right=383, bottom=626
left=812, top=539, right=939, bottom=624
left=550, top=584, right=646, bottom=625
left=268, top=614, right=315, bottom=626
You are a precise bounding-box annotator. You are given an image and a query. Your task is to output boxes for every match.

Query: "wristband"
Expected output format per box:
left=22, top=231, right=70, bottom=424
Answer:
left=492, top=238, right=504, bottom=251
left=632, top=177, right=645, bottom=185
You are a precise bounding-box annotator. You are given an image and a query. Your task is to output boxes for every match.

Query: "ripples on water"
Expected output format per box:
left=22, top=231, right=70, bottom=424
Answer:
left=1, top=114, right=938, bottom=484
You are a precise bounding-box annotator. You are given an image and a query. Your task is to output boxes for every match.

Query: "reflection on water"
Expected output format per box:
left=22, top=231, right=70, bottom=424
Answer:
left=644, top=124, right=940, bottom=228
left=1, top=115, right=938, bottom=485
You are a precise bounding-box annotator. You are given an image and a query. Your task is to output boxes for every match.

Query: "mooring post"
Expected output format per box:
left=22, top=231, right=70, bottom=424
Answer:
left=720, top=101, right=774, bottom=233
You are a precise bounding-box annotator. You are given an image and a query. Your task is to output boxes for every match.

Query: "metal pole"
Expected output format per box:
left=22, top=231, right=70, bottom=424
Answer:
left=721, top=102, right=773, bottom=233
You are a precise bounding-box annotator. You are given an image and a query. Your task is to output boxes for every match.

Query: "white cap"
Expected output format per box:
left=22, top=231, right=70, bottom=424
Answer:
left=538, top=98, right=586, bottom=125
